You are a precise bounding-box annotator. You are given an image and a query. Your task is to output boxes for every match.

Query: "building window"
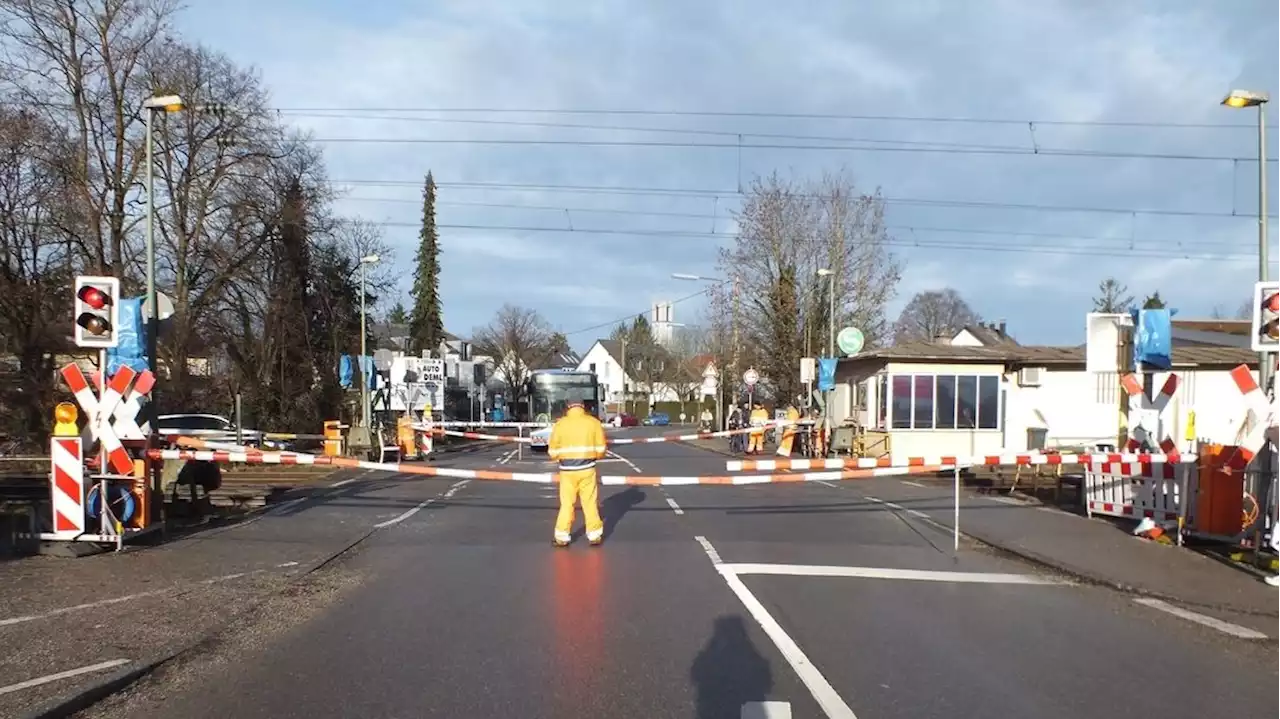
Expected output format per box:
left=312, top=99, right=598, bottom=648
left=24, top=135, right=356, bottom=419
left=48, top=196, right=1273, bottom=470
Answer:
left=589, top=362, right=596, bottom=373
left=877, top=375, right=888, bottom=429
left=889, top=373, right=1001, bottom=431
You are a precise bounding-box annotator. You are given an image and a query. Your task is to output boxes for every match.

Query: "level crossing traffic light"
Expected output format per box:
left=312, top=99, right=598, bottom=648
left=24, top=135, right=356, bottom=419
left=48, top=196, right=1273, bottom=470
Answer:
left=74, top=276, right=120, bottom=349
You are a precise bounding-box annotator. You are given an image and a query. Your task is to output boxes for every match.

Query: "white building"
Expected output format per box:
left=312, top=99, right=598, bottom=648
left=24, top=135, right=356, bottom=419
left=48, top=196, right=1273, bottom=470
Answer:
left=576, top=339, right=693, bottom=405
left=829, top=320, right=1262, bottom=459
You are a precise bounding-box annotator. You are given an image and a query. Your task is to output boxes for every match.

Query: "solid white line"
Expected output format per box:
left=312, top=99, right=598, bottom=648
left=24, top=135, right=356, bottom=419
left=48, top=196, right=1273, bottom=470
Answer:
left=816, top=480, right=840, bottom=488
left=722, top=562, right=1066, bottom=585
left=607, top=449, right=642, bottom=474
left=0, top=659, right=131, bottom=695
left=695, top=538, right=857, bottom=718
left=374, top=499, right=435, bottom=528
left=987, top=496, right=1024, bottom=506
left=331, top=478, right=356, bottom=488
left=666, top=497, right=684, bottom=515
left=742, top=701, right=792, bottom=718
left=900, top=480, right=925, bottom=488
left=1133, top=598, right=1270, bottom=639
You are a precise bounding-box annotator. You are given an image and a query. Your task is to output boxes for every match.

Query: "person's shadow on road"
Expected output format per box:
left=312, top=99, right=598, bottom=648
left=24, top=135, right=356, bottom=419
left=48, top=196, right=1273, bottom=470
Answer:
left=690, top=615, right=773, bottom=718
left=599, top=486, right=644, bottom=540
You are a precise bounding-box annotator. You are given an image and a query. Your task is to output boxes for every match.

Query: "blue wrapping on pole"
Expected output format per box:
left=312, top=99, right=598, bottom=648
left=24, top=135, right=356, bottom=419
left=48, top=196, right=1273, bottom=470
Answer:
left=339, top=355, right=354, bottom=388
left=817, top=358, right=838, bottom=391
left=1130, top=308, right=1175, bottom=370
left=106, top=297, right=149, bottom=376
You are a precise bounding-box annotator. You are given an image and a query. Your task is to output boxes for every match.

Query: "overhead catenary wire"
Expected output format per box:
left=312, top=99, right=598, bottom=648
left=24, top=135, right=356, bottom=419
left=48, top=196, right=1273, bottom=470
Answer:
left=562, top=282, right=728, bottom=337
left=331, top=178, right=1276, bottom=221
left=271, top=106, right=1274, bottom=130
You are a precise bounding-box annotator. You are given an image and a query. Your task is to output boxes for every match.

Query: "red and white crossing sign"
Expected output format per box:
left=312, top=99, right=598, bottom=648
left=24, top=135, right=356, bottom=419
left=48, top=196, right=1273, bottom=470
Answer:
left=60, top=363, right=154, bottom=475
left=1224, top=364, right=1276, bottom=471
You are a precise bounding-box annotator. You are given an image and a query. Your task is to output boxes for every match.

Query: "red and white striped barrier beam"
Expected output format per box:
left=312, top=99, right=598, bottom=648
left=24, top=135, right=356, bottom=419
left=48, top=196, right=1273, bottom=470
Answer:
left=726, top=451, right=1194, bottom=473
left=430, top=421, right=811, bottom=445
left=146, top=448, right=943, bottom=486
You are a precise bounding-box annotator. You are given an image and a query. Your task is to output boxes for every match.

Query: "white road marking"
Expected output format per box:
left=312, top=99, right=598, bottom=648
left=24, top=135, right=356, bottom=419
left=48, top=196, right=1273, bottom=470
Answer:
left=742, top=701, right=792, bottom=718
left=987, top=496, right=1024, bottom=506
left=266, top=497, right=307, bottom=514
left=816, top=480, right=840, bottom=488
left=0, top=567, right=287, bottom=629
left=723, top=562, right=1066, bottom=585
left=0, top=659, right=131, bottom=695
left=374, top=479, right=469, bottom=528
left=900, top=480, right=925, bottom=488
left=694, top=537, right=858, bottom=719
left=665, top=497, right=684, bottom=515
left=607, top=449, right=642, bottom=473
left=1133, top=598, right=1270, bottom=639
left=330, top=478, right=356, bottom=488
left=374, top=500, right=434, bottom=528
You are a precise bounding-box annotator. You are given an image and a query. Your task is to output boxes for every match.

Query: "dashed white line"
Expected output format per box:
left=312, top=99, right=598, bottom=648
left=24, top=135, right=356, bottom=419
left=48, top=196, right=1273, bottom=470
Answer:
left=607, top=449, right=642, bottom=473
left=987, top=496, right=1025, bottom=506
left=374, top=479, right=469, bottom=528
left=1133, top=598, right=1270, bottom=639
left=0, top=659, right=132, bottom=696
left=694, top=536, right=858, bottom=719
left=665, top=497, right=684, bottom=515
left=742, top=701, right=792, bottom=718
left=330, top=478, right=356, bottom=488
left=900, top=480, right=926, bottom=488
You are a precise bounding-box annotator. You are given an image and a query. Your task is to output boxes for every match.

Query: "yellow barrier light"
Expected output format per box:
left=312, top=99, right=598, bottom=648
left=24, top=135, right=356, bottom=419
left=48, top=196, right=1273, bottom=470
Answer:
left=53, top=402, right=79, bottom=437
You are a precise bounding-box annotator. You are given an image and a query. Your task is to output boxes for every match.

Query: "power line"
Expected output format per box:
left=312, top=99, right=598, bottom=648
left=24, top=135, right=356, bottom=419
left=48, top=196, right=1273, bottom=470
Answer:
left=274, top=106, right=1270, bottom=130
left=304, top=135, right=1271, bottom=163
left=333, top=179, right=1269, bottom=221
left=562, top=283, right=727, bottom=337
left=364, top=219, right=1251, bottom=261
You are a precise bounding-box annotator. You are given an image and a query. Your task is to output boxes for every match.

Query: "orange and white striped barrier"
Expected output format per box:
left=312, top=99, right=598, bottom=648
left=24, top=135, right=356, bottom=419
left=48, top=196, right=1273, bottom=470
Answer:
left=726, top=451, right=1193, bottom=473
left=146, top=448, right=944, bottom=486
left=431, top=421, right=809, bottom=445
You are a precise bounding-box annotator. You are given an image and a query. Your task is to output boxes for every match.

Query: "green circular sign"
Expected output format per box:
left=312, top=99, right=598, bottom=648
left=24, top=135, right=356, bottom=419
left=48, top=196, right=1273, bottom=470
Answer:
left=836, top=327, right=865, bottom=356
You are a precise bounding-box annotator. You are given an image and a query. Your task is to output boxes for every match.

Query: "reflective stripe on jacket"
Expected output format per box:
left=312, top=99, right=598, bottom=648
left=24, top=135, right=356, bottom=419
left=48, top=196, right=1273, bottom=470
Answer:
left=548, top=405, right=607, bottom=471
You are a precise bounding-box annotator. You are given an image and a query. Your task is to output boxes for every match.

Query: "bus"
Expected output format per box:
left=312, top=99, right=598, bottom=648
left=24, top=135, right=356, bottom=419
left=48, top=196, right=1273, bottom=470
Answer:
left=526, top=369, right=601, bottom=452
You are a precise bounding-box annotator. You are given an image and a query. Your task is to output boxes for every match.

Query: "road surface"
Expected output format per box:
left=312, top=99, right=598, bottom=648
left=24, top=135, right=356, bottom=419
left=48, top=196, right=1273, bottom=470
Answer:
left=18, top=428, right=1279, bottom=718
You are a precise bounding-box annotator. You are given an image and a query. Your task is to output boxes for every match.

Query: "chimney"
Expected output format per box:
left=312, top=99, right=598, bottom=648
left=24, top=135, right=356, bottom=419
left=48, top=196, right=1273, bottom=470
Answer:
left=933, top=332, right=952, bottom=346
left=998, top=319, right=1007, bottom=336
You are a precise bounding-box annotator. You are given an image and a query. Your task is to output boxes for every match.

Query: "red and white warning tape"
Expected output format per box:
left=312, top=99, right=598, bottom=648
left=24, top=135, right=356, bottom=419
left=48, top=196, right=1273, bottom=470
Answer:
left=147, top=448, right=942, bottom=486
left=726, top=451, right=1193, bottom=473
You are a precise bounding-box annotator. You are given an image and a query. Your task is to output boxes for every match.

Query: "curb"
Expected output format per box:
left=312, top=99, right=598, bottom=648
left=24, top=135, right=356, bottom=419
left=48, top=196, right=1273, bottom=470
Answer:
left=19, top=507, right=386, bottom=718
left=960, top=528, right=1280, bottom=621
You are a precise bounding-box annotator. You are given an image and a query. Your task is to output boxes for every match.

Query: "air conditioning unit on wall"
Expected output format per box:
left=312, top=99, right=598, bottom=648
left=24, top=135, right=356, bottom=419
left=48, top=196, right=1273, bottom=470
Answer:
left=1018, top=367, right=1044, bottom=386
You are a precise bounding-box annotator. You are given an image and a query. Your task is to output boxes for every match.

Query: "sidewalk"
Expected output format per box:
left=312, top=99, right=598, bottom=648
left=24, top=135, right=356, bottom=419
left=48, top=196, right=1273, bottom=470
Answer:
left=883, top=482, right=1279, bottom=617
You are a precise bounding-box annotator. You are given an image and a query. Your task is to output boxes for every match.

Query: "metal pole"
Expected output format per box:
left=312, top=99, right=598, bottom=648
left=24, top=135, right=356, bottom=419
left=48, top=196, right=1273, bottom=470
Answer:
left=143, top=107, right=163, bottom=528
left=1259, top=103, right=1272, bottom=395
left=731, top=274, right=740, bottom=408
left=234, top=393, right=243, bottom=446
left=953, top=463, right=961, bottom=553
left=359, top=261, right=369, bottom=428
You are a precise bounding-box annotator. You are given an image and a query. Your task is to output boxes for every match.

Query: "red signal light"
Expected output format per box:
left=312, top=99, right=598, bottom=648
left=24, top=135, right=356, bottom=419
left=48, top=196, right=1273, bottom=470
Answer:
left=77, top=285, right=110, bottom=309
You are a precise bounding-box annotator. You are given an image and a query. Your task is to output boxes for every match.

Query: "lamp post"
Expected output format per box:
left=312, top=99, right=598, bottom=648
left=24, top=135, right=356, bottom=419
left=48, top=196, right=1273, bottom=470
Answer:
left=141, top=95, right=186, bottom=380
left=672, top=272, right=737, bottom=429
left=1221, top=89, right=1272, bottom=395
left=359, top=254, right=381, bottom=428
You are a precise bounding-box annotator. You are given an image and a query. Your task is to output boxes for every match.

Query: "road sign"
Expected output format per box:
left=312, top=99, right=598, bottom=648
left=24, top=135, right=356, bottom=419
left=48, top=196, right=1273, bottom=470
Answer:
left=743, top=368, right=759, bottom=386
left=702, top=364, right=719, bottom=378
left=701, top=377, right=718, bottom=396
left=373, top=349, right=395, bottom=374
left=74, top=276, right=120, bottom=349
left=1250, top=281, right=1279, bottom=352
left=61, top=364, right=149, bottom=475
left=836, top=327, right=865, bottom=356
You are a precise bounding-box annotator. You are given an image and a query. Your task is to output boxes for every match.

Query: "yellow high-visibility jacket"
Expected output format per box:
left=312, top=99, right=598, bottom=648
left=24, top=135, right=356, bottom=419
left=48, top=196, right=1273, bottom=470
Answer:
left=548, top=406, right=608, bottom=471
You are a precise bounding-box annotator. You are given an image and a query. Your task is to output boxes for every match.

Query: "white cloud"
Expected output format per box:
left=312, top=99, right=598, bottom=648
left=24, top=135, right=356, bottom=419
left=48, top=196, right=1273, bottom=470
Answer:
left=178, top=0, right=1279, bottom=349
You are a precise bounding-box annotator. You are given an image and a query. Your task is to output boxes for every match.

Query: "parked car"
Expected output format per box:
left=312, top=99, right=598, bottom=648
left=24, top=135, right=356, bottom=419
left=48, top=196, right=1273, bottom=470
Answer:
left=607, top=412, right=638, bottom=428
left=156, top=414, right=288, bottom=450
left=642, top=412, right=670, bottom=427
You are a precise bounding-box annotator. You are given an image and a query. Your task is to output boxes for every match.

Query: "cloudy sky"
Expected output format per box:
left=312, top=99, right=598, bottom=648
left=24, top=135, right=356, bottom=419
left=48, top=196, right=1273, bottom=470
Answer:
left=179, top=0, right=1278, bottom=350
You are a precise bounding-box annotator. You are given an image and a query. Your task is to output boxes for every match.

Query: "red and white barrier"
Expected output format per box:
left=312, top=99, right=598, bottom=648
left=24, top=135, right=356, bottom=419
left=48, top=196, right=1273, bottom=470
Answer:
left=147, top=448, right=945, bottom=486
left=48, top=436, right=85, bottom=537
left=729, top=451, right=1191, bottom=473
left=431, top=420, right=808, bottom=445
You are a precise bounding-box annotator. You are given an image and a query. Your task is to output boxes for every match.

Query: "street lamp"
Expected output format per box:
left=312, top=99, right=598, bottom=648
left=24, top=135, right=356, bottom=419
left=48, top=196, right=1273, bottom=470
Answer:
left=1221, top=89, right=1272, bottom=394
left=359, top=254, right=380, bottom=428
left=141, top=95, right=186, bottom=383
left=673, top=272, right=739, bottom=429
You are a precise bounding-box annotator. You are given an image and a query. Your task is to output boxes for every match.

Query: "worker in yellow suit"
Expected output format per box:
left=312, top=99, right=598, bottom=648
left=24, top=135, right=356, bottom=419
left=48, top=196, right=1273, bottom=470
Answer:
left=548, top=400, right=608, bottom=547
left=747, top=403, right=768, bottom=454
left=776, top=404, right=801, bottom=456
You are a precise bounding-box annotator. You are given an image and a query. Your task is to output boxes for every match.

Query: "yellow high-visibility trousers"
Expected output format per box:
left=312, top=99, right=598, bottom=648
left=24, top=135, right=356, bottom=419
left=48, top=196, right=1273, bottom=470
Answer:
left=555, top=467, right=603, bottom=543
left=747, top=429, right=764, bottom=454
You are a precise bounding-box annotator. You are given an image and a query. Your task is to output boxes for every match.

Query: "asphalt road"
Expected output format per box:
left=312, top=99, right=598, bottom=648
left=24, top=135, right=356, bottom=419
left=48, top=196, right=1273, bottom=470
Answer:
left=18, top=427, right=1277, bottom=718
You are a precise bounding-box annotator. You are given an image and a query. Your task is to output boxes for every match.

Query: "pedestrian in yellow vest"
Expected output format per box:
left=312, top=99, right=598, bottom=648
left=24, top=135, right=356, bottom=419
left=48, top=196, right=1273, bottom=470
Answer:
left=776, top=404, right=800, bottom=456
left=548, top=400, right=608, bottom=547
left=747, top=403, right=768, bottom=454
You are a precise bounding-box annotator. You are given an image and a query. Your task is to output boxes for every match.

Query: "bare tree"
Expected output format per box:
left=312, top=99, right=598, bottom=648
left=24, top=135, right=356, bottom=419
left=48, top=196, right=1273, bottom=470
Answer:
left=0, top=0, right=181, bottom=274
left=1092, top=277, right=1134, bottom=314
left=709, top=170, right=902, bottom=404
left=893, top=289, right=980, bottom=344
left=471, top=304, right=552, bottom=402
